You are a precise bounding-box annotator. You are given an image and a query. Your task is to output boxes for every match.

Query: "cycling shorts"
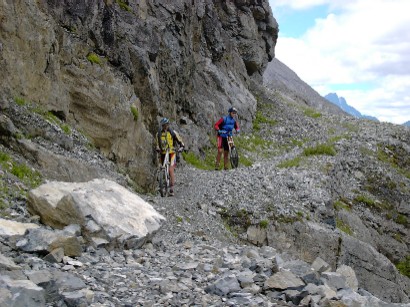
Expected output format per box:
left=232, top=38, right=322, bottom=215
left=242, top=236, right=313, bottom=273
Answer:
left=217, top=136, right=229, bottom=151
left=160, top=153, right=176, bottom=167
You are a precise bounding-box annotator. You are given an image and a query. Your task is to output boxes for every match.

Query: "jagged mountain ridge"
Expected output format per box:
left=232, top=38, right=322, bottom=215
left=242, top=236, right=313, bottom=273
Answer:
left=325, top=93, right=379, bottom=122
left=0, top=0, right=410, bottom=305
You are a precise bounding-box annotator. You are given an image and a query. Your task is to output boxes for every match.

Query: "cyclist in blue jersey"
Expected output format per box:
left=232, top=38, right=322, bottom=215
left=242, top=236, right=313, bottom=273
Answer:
left=214, top=107, right=240, bottom=170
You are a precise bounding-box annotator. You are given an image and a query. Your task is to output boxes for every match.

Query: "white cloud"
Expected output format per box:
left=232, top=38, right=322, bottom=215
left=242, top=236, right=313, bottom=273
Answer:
left=271, top=0, right=410, bottom=124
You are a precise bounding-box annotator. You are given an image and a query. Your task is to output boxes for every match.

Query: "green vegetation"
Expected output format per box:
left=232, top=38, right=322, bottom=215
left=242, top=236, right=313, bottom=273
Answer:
left=353, top=194, right=376, bottom=207
left=130, top=105, right=139, bottom=122
left=259, top=220, right=269, bottom=229
left=61, top=124, right=71, bottom=135
left=86, top=52, right=102, bottom=65
left=333, top=200, right=351, bottom=211
left=303, top=108, right=322, bottom=118
left=303, top=143, right=336, bottom=156
left=183, top=132, right=277, bottom=170
left=1, top=150, right=42, bottom=215
left=14, top=97, right=26, bottom=106
left=176, top=216, right=183, bottom=223
left=336, top=218, right=353, bottom=236
left=277, top=156, right=302, bottom=168
left=271, top=213, right=302, bottom=224
left=395, top=214, right=408, bottom=226
left=253, top=110, right=277, bottom=131
left=220, top=208, right=252, bottom=235
left=182, top=151, right=214, bottom=170
left=329, top=134, right=349, bottom=143
left=353, top=194, right=393, bottom=212
left=10, top=163, right=42, bottom=187
left=342, top=122, right=359, bottom=133
left=393, top=233, right=403, bottom=243
left=396, top=255, right=410, bottom=278
left=0, top=152, right=11, bottom=165
left=1, top=151, right=41, bottom=187
left=377, top=144, right=410, bottom=179
left=116, top=0, right=132, bottom=12
left=291, top=139, right=304, bottom=147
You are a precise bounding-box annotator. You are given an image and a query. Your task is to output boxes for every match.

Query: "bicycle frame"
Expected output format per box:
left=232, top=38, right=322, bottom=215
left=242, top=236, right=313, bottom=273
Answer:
left=227, top=135, right=235, bottom=151
left=227, top=134, right=239, bottom=168
left=158, top=147, right=170, bottom=197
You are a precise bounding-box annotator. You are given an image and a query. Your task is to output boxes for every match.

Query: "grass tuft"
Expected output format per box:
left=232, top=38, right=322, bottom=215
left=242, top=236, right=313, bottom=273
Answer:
left=131, top=105, right=139, bottom=122
left=303, top=143, right=336, bottom=156
left=277, top=156, right=302, bottom=168
left=87, top=52, right=102, bottom=65
left=396, top=256, right=410, bottom=278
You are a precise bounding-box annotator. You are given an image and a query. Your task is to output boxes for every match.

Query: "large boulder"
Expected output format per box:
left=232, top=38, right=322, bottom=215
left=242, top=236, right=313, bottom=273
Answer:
left=27, top=178, right=165, bottom=249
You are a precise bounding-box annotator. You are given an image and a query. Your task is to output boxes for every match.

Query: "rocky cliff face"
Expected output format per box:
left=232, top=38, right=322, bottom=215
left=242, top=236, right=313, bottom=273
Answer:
left=0, top=0, right=278, bottom=189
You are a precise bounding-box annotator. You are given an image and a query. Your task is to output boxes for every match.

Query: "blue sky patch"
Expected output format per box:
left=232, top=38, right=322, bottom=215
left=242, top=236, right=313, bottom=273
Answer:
left=272, top=5, right=329, bottom=37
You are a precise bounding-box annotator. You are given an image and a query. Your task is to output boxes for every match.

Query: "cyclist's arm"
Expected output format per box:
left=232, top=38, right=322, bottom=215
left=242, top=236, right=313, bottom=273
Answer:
left=214, top=118, right=224, bottom=131
left=234, top=121, right=240, bottom=133
left=173, top=131, right=185, bottom=147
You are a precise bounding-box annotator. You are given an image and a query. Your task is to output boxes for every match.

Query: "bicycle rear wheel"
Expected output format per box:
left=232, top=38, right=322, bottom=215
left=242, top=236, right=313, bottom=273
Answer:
left=230, top=146, right=239, bottom=168
left=158, top=168, right=168, bottom=197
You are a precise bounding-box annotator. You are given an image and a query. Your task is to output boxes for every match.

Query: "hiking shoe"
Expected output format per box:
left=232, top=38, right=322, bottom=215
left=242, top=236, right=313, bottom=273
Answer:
left=169, top=188, right=174, bottom=196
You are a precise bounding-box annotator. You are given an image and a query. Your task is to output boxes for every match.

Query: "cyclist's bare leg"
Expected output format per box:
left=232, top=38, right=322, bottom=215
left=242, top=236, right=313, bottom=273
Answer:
left=223, top=150, right=229, bottom=170
left=169, top=165, right=176, bottom=189
left=215, top=147, right=223, bottom=169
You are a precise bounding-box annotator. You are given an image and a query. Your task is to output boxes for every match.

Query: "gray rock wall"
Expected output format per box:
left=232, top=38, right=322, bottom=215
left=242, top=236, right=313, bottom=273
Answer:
left=0, top=0, right=278, bottom=189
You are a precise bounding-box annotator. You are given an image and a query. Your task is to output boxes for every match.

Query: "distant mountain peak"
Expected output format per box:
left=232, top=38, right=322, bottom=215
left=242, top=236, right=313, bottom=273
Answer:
left=324, top=93, right=379, bottom=122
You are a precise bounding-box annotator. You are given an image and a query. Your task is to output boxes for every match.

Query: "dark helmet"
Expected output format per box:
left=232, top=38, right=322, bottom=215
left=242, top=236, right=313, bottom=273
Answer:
left=160, top=117, right=170, bottom=125
left=228, top=107, right=238, bottom=114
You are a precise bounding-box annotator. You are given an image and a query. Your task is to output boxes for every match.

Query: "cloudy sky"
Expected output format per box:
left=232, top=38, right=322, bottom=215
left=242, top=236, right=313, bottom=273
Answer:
left=268, top=0, right=410, bottom=124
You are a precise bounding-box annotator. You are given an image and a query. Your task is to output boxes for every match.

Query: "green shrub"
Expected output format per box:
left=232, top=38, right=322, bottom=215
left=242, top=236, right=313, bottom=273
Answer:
left=87, top=52, right=102, bottom=65
left=130, top=105, right=139, bottom=122
left=303, top=144, right=336, bottom=156
left=259, top=220, right=269, bottom=229
left=396, top=256, right=410, bottom=278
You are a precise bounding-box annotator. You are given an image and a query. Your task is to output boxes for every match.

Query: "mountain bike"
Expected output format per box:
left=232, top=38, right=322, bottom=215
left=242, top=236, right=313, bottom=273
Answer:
left=158, top=147, right=170, bottom=197
left=227, top=134, right=239, bottom=168
left=219, top=130, right=239, bottom=169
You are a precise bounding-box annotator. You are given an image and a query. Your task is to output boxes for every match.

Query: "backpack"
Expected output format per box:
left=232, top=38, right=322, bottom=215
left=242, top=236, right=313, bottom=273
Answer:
left=157, top=127, right=179, bottom=151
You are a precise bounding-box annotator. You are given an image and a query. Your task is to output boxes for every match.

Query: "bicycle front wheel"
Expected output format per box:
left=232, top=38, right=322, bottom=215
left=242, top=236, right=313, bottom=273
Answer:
left=230, top=146, right=239, bottom=168
left=158, top=168, right=168, bottom=197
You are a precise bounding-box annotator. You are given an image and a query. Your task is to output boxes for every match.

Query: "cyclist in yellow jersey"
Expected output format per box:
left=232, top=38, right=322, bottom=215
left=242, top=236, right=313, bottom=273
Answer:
left=155, top=118, right=184, bottom=196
